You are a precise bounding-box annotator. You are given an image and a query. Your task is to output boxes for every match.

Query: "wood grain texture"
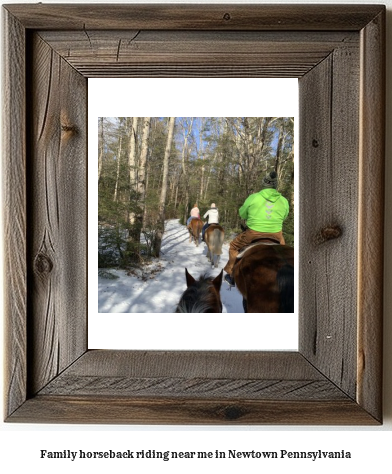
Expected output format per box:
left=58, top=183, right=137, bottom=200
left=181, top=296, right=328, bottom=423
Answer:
left=27, top=33, right=87, bottom=395
left=60, top=350, right=324, bottom=379
left=9, top=396, right=378, bottom=425
left=39, top=377, right=347, bottom=400
left=38, top=30, right=358, bottom=78
left=4, top=4, right=384, bottom=31
left=38, top=351, right=347, bottom=400
left=299, top=41, right=360, bottom=399
left=2, top=9, right=27, bottom=419
left=357, top=9, right=385, bottom=422
left=2, top=3, right=385, bottom=425
left=7, top=351, right=378, bottom=424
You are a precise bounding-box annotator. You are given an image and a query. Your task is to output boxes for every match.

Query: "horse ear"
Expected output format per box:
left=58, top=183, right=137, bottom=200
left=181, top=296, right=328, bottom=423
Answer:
left=212, top=269, right=223, bottom=291
left=185, top=268, right=196, bottom=287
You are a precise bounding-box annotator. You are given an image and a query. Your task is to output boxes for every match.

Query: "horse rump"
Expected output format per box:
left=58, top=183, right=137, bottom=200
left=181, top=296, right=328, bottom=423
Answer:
left=208, top=225, right=225, bottom=255
left=205, top=224, right=225, bottom=267
left=276, top=263, right=294, bottom=313
left=233, top=244, right=294, bottom=313
left=189, top=219, right=203, bottom=246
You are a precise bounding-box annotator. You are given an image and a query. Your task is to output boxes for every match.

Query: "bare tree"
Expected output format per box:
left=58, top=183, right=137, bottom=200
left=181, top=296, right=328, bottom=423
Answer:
left=98, top=117, right=104, bottom=182
left=113, top=135, right=123, bottom=202
left=138, top=117, right=151, bottom=228
left=152, top=117, right=175, bottom=257
left=127, top=117, right=139, bottom=229
left=179, top=118, right=194, bottom=223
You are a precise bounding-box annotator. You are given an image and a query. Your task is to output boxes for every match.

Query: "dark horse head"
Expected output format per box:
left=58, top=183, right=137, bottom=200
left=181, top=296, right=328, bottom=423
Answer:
left=175, top=268, right=223, bottom=313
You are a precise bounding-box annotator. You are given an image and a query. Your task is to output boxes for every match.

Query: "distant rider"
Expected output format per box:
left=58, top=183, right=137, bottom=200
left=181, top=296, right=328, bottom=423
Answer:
left=202, top=203, right=219, bottom=240
left=187, top=203, right=200, bottom=228
left=223, top=171, right=289, bottom=286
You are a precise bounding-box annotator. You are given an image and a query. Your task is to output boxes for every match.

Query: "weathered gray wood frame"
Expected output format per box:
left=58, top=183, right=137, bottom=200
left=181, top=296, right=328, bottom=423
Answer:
left=2, top=4, right=385, bottom=424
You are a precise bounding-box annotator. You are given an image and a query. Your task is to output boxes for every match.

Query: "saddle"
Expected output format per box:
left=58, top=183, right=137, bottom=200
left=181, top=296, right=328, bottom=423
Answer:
left=236, top=238, right=280, bottom=260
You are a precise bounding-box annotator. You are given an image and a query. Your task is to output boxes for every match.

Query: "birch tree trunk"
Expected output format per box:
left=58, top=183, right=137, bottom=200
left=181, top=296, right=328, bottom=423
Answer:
left=128, top=117, right=138, bottom=185
left=113, top=135, right=122, bottom=202
left=142, top=168, right=150, bottom=228
left=199, top=117, right=205, bottom=199
left=98, top=117, right=104, bottom=182
left=153, top=117, right=175, bottom=257
left=180, top=118, right=193, bottom=223
left=128, top=117, right=138, bottom=228
left=137, top=117, right=151, bottom=229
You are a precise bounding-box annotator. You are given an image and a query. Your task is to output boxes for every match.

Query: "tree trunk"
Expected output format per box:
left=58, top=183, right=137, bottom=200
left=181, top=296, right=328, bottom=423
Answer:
left=183, top=188, right=189, bottom=225
left=142, top=166, right=150, bottom=228
left=199, top=117, right=205, bottom=199
left=174, top=183, right=179, bottom=211
left=113, top=135, right=122, bottom=202
left=128, top=117, right=138, bottom=185
left=274, top=123, right=285, bottom=183
left=98, top=117, right=104, bottom=182
left=153, top=117, right=175, bottom=257
left=180, top=118, right=193, bottom=224
left=137, top=117, right=151, bottom=229
left=128, top=117, right=138, bottom=228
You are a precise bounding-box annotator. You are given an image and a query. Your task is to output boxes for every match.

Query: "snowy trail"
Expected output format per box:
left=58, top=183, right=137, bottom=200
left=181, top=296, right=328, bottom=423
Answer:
left=98, top=219, right=244, bottom=313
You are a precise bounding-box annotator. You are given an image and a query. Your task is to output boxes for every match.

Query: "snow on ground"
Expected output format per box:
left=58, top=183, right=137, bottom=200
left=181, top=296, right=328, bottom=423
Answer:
left=98, top=219, right=244, bottom=313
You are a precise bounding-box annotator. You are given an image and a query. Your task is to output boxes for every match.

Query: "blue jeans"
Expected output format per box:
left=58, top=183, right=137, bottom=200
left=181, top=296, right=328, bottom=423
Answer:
left=202, top=223, right=210, bottom=239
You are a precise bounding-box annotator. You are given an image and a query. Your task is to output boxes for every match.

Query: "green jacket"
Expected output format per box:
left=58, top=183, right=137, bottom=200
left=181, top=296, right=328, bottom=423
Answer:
left=239, top=188, right=289, bottom=233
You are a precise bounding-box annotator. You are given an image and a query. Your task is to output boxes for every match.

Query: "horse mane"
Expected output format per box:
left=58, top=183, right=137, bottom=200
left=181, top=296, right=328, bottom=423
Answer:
left=175, top=274, right=222, bottom=313
left=175, top=299, right=214, bottom=313
left=276, top=263, right=294, bottom=312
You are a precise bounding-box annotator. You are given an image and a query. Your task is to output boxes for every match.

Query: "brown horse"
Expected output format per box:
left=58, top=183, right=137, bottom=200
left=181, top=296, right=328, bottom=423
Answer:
left=188, top=218, right=203, bottom=246
left=205, top=224, right=225, bottom=268
left=175, top=268, right=223, bottom=313
left=233, top=243, right=294, bottom=313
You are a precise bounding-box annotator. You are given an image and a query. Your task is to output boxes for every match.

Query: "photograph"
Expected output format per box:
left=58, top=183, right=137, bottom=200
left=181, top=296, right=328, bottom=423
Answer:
left=98, top=116, right=294, bottom=314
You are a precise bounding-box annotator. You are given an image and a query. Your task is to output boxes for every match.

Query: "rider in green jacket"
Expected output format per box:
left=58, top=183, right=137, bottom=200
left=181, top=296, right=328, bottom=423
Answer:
left=239, top=187, right=289, bottom=233
left=223, top=171, right=289, bottom=286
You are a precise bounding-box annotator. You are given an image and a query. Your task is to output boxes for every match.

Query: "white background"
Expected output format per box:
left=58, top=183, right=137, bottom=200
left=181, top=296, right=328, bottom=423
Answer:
left=1, top=1, right=391, bottom=473
left=88, top=78, right=299, bottom=351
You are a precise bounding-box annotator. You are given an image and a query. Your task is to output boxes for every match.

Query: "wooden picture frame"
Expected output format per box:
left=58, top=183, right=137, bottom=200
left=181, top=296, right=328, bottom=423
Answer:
left=3, top=4, right=385, bottom=424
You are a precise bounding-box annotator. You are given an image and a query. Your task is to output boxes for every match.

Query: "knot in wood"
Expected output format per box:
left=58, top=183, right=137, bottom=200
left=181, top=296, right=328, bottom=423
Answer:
left=61, top=124, right=77, bottom=134
left=223, top=13, right=231, bottom=21
left=312, top=139, right=319, bottom=148
left=34, top=252, right=53, bottom=275
left=223, top=405, right=244, bottom=420
left=314, top=225, right=342, bottom=245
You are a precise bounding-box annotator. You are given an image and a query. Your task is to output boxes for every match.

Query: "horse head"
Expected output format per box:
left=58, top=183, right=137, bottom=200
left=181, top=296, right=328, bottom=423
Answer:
left=176, top=268, right=223, bottom=313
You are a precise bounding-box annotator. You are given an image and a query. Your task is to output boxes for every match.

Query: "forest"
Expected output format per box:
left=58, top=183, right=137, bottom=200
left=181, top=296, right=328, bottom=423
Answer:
left=98, top=117, right=294, bottom=270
